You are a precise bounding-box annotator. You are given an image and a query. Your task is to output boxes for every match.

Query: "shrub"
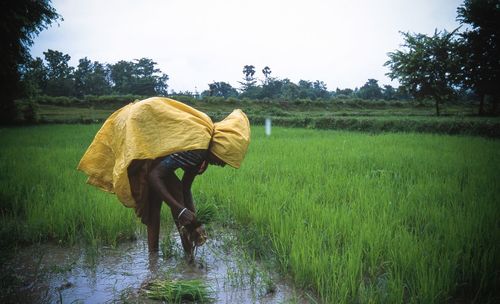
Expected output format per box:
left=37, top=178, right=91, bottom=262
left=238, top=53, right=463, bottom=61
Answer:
left=13, top=100, right=39, bottom=123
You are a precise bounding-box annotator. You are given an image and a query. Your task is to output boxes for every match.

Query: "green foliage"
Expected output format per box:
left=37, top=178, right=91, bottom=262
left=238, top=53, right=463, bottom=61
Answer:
left=74, top=57, right=111, bottom=96
left=28, top=95, right=498, bottom=137
left=357, top=79, right=383, bottom=100
left=196, top=202, right=218, bottom=225
left=108, top=58, right=169, bottom=95
left=0, top=0, right=59, bottom=123
left=31, top=94, right=145, bottom=107
left=43, top=49, right=76, bottom=96
left=457, top=0, right=500, bottom=115
left=239, top=65, right=258, bottom=95
left=262, top=66, right=272, bottom=83
left=205, top=81, right=238, bottom=98
left=12, top=100, right=40, bottom=123
left=20, top=53, right=170, bottom=98
left=20, top=57, right=47, bottom=97
left=385, top=30, right=462, bottom=116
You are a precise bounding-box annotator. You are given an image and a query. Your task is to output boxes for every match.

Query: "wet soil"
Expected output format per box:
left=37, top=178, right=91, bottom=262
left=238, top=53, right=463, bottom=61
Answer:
left=0, top=230, right=314, bottom=303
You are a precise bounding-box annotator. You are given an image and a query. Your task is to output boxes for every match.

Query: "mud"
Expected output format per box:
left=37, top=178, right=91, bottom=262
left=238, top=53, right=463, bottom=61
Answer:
left=1, top=230, right=315, bottom=303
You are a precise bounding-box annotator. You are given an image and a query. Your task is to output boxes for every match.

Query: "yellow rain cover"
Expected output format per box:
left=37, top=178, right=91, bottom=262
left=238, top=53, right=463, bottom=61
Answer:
left=78, top=97, right=251, bottom=210
left=77, top=97, right=214, bottom=207
left=211, top=109, right=250, bottom=168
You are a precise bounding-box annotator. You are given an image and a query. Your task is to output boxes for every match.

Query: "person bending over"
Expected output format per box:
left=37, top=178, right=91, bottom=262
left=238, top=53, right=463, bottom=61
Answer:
left=146, top=150, right=226, bottom=259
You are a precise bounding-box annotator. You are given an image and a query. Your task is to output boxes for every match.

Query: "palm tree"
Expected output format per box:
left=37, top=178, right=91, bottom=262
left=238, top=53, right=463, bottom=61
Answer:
left=242, top=65, right=256, bottom=82
left=262, top=66, right=271, bottom=84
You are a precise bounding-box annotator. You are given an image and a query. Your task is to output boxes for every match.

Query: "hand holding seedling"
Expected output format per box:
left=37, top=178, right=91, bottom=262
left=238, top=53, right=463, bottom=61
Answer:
left=178, top=208, right=196, bottom=226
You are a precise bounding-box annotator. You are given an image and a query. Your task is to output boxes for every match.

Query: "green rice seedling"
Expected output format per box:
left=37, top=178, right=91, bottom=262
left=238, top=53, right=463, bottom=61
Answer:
left=160, top=235, right=181, bottom=259
left=143, top=278, right=214, bottom=303
left=195, top=202, right=218, bottom=225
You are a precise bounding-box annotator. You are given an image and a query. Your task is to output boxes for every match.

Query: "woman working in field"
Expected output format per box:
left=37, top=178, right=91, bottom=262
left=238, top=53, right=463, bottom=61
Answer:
left=78, top=97, right=250, bottom=261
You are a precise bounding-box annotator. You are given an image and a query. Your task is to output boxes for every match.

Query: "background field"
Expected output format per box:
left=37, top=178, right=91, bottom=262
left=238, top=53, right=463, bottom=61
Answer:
left=1, top=125, right=499, bottom=303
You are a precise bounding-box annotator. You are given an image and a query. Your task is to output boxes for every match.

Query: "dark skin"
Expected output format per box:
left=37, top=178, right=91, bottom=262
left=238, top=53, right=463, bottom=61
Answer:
left=146, top=151, right=226, bottom=259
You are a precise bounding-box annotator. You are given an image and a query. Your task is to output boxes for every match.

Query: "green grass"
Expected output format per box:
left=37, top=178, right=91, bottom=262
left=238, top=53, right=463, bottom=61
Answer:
left=195, top=128, right=500, bottom=303
left=0, top=125, right=170, bottom=248
left=1, top=125, right=499, bottom=303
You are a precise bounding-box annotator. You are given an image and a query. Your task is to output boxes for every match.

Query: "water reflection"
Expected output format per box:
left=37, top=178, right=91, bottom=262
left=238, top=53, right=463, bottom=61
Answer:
left=1, top=231, right=312, bottom=303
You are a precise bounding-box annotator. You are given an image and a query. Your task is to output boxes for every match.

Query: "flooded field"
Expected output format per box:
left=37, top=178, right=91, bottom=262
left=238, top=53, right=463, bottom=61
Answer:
left=1, top=230, right=314, bottom=303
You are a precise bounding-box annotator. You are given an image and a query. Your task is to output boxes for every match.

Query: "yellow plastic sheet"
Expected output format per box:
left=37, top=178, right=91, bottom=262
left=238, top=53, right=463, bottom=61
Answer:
left=78, top=97, right=250, bottom=208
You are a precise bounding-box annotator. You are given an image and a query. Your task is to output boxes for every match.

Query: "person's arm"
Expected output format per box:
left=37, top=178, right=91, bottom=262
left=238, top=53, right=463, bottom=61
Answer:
left=182, top=170, right=197, bottom=213
left=148, top=164, right=195, bottom=226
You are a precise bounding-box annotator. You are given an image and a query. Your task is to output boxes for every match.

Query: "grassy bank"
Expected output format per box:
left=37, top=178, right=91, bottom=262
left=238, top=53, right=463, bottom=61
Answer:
left=1, top=125, right=499, bottom=302
left=35, top=101, right=500, bottom=138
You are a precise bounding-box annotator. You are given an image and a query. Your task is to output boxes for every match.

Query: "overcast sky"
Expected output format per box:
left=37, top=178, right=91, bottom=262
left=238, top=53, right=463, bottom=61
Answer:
left=31, top=0, right=463, bottom=93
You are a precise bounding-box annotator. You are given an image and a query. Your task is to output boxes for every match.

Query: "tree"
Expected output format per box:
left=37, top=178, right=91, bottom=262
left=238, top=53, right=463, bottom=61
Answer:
left=88, top=61, right=111, bottom=95
left=335, top=88, right=354, bottom=97
left=357, top=79, right=383, bottom=100
left=385, top=30, right=461, bottom=116
left=243, top=65, right=256, bottom=81
left=457, top=0, right=500, bottom=115
left=20, top=57, right=47, bottom=97
left=43, top=49, right=75, bottom=96
left=312, top=80, right=329, bottom=99
left=262, top=66, right=272, bottom=84
left=108, top=58, right=168, bottom=95
left=298, top=80, right=313, bottom=99
left=155, top=73, right=169, bottom=96
left=0, top=0, right=59, bottom=122
left=130, top=58, right=160, bottom=95
left=109, top=60, right=135, bottom=94
left=74, top=57, right=93, bottom=96
left=260, top=78, right=284, bottom=99
left=239, top=65, right=257, bottom=93
left=382, top=85, right=396, bottom=100
left=281, top=79, right=300, bottom=100
left=207, top=82, right=238, bottom=98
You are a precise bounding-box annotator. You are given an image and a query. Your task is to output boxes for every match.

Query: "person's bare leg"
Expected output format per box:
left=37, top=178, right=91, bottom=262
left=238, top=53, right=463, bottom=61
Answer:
left=147, top=189, right=162, bottom=253
left=161, top=173, right=195, bottom=261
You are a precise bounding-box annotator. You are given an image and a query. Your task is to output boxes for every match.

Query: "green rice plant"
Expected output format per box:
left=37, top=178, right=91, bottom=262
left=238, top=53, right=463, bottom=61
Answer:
left=1, top=125, right=499, bottom=303
left=143, top=278, right=214, bottom=303
left=160, top=234, right=180, bottom=259
left=195, top=202, right=217, bottom=225
left=196, top=127, right=500, bottom=303
left=0, top=125, right=140, bottom=247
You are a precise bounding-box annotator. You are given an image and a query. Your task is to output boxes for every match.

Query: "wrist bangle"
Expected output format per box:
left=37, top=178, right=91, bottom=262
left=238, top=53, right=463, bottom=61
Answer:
left=178, top=208, right=187, bottom=220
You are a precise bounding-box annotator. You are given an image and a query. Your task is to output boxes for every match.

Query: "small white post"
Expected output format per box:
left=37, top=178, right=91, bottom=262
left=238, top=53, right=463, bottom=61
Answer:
left=265, top=118, right=271, bottom=136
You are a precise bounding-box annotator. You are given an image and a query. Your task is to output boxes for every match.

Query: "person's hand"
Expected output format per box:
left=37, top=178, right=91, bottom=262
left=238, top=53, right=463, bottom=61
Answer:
left=178, top=208, right=196, bottom=226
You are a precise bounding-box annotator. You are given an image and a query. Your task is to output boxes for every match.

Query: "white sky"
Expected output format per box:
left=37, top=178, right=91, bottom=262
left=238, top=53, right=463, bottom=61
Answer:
left=31, top=0, right=463, bottom=93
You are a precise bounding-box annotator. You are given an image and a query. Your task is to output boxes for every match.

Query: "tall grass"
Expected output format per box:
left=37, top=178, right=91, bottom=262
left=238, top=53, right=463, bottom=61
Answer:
left=1, top=125, right=499, bottom=302
left=0, top=125, right=140, bottom=247
left=195, top=128, right=500, bottom=303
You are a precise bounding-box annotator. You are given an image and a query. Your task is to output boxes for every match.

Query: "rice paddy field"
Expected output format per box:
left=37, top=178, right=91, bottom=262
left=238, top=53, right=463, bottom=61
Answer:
left=1, top=124, right=499, bottom=303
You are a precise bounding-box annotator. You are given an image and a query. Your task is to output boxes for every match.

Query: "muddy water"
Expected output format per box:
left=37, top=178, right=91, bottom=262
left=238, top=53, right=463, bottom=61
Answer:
left=2, top=231, right=314, bottom=303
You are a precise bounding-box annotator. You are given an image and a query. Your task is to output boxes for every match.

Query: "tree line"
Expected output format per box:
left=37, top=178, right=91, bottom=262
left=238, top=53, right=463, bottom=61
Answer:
left=21, top=50, right=169, bottom=97
left=201, top=65, right=412, bottom=101
left=20, top=50, right=412, bottom=101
